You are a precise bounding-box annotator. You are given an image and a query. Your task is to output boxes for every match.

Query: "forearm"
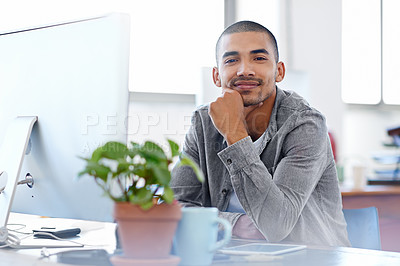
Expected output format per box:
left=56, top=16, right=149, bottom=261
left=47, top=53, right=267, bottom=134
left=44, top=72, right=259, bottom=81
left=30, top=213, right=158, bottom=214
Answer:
left=171, top=163, right=204, bottom=208
left=217, top=136, right=326, bottom=242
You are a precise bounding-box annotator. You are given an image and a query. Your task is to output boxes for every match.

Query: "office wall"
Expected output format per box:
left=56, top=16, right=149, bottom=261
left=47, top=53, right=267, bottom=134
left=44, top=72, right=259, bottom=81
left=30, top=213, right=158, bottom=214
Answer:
left=127, top=0, right=345, bottom=151
left=128, top=0, right=400, bottom=183
left=288, top=0, right=345, bottom=156
left=288, top=0, right=400, bottom=180
left=342, top=106, right=400, bottom=176
left=127, top=92, right=196, bottom=149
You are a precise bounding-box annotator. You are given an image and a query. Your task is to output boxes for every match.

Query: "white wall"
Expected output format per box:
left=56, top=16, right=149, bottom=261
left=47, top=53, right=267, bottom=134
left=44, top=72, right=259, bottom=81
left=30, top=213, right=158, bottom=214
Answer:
left=288, top=0, right=400, bottom=181
left=127, top=92, right=196, bottom=149
left=288, top=0, right=345, bottom=156
left=127, top=0, right=400, bottom=182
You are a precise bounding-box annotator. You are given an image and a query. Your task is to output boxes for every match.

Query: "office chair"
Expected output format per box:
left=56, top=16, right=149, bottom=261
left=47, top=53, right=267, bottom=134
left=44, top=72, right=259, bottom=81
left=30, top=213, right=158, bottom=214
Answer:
left=343, top=207, right=381, bottom=250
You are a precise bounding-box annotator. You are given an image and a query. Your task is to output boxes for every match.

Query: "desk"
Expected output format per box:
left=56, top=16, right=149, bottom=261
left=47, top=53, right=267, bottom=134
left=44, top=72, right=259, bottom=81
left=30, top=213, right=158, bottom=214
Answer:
left=341, top=185, right=400, bottom=252
left=4, top=213, right=400, bottom=266
left=6, top=212, right=116, bottom=265
left=213, top=239, right=400, bottom=266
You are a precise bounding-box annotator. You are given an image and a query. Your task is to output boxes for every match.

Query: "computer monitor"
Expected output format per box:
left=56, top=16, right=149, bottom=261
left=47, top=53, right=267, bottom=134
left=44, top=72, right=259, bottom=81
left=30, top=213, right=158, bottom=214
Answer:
left=0, top=13, right=130, bottom=222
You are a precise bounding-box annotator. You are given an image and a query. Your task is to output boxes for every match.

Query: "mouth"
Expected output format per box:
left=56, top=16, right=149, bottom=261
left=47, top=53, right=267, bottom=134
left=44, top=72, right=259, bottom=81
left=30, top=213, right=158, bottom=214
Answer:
left=233, top=80, right=261, bottom=90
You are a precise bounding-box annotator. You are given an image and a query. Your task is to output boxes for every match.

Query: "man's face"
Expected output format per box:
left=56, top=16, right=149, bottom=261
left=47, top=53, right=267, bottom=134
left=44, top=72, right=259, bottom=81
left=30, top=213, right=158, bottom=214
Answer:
left=213, top=31, right=284, bottom=107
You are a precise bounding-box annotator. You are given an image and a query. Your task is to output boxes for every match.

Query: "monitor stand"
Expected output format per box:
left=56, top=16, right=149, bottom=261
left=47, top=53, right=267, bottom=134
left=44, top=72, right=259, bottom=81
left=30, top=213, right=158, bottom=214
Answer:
left=0, top=116, right=37, bottom=241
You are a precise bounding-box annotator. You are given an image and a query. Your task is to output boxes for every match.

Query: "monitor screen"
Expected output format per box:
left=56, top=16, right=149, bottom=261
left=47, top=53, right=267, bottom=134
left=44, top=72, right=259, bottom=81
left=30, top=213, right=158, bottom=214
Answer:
left=0, top=13, right=130, bottom=222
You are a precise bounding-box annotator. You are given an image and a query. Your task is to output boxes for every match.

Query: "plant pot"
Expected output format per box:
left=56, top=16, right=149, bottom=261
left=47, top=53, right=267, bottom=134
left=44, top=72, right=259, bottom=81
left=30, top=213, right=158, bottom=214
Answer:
left=113, top=202, right=182, bottom=259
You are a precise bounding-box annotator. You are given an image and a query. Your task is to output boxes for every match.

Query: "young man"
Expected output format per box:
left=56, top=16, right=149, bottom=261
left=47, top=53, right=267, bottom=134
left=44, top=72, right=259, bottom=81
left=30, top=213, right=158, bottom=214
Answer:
left=171, top=21, right=350, bottom=246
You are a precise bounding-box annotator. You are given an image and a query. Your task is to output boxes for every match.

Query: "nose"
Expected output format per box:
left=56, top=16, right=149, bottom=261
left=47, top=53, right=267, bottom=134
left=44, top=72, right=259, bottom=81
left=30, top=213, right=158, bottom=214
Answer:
left=237, top=61, right=255, bottom=77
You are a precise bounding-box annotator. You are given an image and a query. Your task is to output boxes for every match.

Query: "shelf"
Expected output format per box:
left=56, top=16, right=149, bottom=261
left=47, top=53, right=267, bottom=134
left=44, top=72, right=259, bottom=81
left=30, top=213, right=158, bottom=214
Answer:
left=368, top=179, right=400, bottom=186
left=340, top=185, right=400, bottom=196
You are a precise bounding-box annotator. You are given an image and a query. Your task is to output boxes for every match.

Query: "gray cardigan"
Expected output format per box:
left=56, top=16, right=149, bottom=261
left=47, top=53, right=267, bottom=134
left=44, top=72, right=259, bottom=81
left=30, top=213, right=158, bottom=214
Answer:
left=171, top=87, right=350, bottom=247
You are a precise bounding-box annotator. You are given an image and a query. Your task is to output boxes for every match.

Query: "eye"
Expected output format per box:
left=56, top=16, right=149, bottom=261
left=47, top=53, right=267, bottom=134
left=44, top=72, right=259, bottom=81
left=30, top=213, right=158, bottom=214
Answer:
left=224, top=58, right=237, bottom=64
left=254, top=56, right=267, bottom=61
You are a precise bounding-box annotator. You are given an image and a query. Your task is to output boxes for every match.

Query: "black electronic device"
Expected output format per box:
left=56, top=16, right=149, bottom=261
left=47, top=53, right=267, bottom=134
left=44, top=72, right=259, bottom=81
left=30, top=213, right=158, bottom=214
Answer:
left=33, top=227, right=81, bottom=239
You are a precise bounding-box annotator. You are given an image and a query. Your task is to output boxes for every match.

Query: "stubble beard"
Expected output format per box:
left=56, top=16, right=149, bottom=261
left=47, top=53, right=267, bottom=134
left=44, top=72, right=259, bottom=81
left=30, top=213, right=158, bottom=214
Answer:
left=242, top=85, right=275, bottom=107
left=227, top=76, right=276, bottom=107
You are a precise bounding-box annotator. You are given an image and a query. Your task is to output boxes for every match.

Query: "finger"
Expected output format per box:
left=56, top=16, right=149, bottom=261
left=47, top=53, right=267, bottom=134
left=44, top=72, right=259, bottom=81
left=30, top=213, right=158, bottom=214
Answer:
left=221, top=88, right=243, bottom=104
left=221, top=87, right=235, bottom=94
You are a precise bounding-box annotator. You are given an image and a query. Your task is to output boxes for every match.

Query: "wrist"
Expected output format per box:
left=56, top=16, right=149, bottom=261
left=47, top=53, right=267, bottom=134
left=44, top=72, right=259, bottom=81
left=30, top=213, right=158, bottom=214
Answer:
left=226, top=131, right=248, bottom=146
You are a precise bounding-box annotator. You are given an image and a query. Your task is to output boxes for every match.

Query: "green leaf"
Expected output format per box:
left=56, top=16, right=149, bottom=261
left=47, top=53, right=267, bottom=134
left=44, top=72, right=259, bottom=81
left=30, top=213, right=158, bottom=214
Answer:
left=161, top=186, right=174, bottom=204
left=129, top=187, right=153, bottom=205
left=81, top=161, right=111, bottom=182
left=116, top=160, right=131, bottom=175
left=139, top=200, right=155, bottom=210
left=131, top=164, right=147, bottom=177
left=77, top=156, right=90, bottom=162
left=88, top=141, right=128, bottom=163
left=90, top=146, right=105, bottom=163
left=99, top=141, right=129, bottom=160
left=77, top=168, right=89, bottom=177
left=148, top=162, right=171, bottom=186
left=167, top=139, right=180, bottom=157
left=139, top=141, right=167, bottom=163
left=78, top=137, right=203, bottom=206
left=128, top=142, right=140, bottom=158
left=178, top=155, right=205, bottom=183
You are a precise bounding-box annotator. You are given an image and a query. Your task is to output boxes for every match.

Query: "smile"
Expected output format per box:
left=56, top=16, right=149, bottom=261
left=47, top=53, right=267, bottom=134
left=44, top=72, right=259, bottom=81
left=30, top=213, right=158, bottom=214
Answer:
left=234, top=81, right=260, bottom=90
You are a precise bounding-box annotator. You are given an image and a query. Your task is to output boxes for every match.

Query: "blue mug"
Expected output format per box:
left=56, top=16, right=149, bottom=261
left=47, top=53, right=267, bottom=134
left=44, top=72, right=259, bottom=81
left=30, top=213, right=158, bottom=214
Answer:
left=172, top=207, right=231, bottom=266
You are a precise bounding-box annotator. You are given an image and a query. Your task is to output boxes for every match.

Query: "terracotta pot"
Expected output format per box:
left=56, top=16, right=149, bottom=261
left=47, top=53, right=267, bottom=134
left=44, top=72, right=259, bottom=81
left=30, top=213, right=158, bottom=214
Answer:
left=113, top=202, right=182, bottom=259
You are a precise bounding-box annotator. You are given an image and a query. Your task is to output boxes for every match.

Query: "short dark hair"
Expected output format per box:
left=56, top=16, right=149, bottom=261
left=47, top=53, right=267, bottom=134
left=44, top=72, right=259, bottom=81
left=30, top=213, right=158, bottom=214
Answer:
left=215, top=20, right=279, bottom=65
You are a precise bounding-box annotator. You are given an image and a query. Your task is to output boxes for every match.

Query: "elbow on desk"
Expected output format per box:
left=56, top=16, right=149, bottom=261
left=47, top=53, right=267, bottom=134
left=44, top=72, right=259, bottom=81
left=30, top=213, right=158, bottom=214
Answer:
left=257, top=219, right=294, bottom=243
left=262, top=227, right=292, bottom=243
left=253, top=204, right=306, bottom=243
left=252, top=204, right=299, bottom=242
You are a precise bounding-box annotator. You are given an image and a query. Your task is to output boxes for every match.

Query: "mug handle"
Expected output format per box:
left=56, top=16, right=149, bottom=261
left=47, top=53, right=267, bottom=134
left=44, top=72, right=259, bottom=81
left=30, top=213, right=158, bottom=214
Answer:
left=209, top=217, right=232, bottom=252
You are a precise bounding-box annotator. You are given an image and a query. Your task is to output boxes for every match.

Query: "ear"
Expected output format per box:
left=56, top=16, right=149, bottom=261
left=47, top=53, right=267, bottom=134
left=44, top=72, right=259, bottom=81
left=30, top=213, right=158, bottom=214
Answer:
left=275, top=61, right=285, bottom=83
left=212, top=67, right=222, bottom=87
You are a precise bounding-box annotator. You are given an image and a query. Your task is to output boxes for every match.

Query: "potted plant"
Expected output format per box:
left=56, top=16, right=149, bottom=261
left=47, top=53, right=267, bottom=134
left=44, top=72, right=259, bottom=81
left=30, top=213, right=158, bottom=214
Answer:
left=78, top=139, right=203, bottom=261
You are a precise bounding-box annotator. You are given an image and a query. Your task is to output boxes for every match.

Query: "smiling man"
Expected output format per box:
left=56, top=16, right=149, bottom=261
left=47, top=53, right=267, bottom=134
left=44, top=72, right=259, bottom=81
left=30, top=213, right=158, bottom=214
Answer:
left=171, top=21, right=350, bottom=246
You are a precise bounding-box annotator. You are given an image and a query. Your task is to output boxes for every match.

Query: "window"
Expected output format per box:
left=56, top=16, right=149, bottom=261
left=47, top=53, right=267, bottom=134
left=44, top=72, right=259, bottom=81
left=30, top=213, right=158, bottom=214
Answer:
left=382, top=0, right=400, bottom=104
left=0, top=0, right=224, bottom=94
left=341, top=0, right=381, bottom=104
left=342, top=0, right=400, bottom=105
left=129, top=1, right=224, bottom=94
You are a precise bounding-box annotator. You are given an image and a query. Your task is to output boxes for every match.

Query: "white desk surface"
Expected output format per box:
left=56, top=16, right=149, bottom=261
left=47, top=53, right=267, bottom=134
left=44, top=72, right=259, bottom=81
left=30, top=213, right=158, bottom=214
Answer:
left=4, top=212, right=400, bottom=266
left=4, top=212, right=116, bottom=265
left=214, top=239, right=400, bottom=265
